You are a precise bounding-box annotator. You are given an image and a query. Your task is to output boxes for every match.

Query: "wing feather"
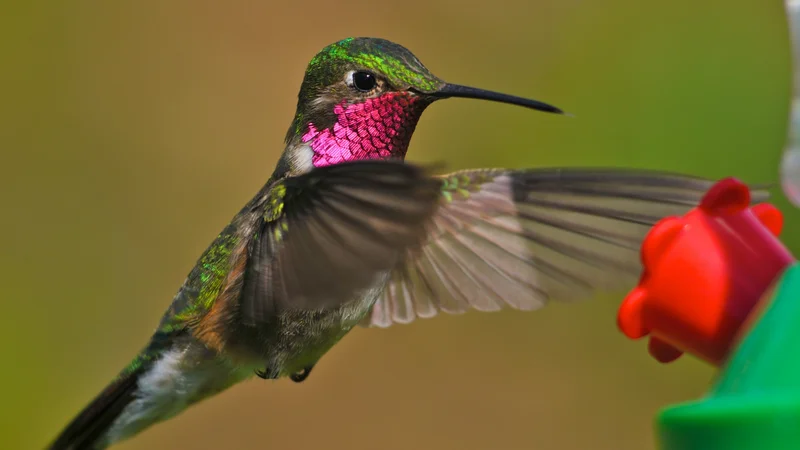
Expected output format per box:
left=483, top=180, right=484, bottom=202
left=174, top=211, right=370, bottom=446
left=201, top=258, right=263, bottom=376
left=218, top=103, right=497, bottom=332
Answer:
left=239, top=160, right=443, bottom=326
left=362, top=168, right=771, bottom=327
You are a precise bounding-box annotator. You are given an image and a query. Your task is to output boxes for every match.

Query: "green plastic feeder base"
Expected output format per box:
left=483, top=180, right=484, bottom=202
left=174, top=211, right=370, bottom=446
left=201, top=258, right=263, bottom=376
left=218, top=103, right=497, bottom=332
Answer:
left=659, top=395, right=800, bottom=450
left=657, top=263, right=800, bottom=450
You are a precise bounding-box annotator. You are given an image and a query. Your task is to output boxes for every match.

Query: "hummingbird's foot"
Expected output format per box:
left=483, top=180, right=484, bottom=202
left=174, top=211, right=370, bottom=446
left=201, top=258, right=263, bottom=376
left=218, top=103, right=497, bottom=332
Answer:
left=289, top=366, right=314, bottom=383
left=254, top=366, right=279, bottom=380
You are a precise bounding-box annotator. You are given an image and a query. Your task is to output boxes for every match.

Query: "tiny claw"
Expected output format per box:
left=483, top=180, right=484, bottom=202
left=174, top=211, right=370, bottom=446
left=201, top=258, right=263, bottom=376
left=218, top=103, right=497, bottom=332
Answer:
left=255, top=366, right=278, bottom=380
left=290, top=366, right=314, bottom=383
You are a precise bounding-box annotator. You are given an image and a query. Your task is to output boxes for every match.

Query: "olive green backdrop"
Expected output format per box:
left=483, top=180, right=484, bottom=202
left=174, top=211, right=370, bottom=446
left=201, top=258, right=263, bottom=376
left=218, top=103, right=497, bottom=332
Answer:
left=1, top=1, right=792, bottom=449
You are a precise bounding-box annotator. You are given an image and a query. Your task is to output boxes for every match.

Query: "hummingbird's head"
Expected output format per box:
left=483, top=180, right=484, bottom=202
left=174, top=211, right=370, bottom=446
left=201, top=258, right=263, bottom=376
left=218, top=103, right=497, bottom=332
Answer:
left=283, top=37, right=563, bottom=171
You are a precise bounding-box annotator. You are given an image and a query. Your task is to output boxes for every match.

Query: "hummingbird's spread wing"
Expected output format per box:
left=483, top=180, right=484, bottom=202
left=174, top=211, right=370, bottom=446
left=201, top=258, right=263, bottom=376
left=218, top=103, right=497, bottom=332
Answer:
left=361, top=168, right=771, bottom=327
left=240, top=160, right=443, bottom=326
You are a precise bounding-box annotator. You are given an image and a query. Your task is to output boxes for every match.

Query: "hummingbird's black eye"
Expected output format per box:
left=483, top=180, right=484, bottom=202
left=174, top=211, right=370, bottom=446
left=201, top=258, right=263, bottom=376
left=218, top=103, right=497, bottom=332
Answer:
left=352, top=71, right=377, bottom=92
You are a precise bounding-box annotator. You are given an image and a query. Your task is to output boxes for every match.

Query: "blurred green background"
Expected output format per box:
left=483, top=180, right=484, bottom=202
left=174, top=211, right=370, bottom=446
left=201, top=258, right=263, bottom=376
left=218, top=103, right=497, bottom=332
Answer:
left=0, top=1, right=793, bottom=449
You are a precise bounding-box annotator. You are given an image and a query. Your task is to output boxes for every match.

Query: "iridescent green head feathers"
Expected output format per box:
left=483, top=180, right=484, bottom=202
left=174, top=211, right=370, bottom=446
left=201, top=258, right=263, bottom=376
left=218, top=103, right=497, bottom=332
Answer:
left=302, top=37, right=444, bottom=97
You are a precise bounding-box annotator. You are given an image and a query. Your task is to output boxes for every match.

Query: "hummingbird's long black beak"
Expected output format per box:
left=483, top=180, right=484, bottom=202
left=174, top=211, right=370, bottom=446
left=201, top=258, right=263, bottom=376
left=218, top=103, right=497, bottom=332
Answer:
left=428, top=83, right=564, bottom=115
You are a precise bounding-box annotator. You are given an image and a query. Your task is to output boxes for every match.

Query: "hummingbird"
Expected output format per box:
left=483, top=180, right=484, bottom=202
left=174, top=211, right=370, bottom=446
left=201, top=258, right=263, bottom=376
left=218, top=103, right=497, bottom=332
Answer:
left=49, top=37, right=767, bottom=449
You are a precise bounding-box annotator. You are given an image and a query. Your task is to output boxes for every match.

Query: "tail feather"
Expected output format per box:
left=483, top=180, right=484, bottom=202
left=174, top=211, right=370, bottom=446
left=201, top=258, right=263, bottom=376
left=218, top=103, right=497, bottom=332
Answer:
left=49, top=365, right=145, bottom=450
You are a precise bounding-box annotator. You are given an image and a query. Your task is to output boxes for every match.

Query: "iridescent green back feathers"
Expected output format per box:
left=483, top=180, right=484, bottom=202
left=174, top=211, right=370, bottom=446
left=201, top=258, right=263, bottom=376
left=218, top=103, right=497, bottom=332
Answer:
left=159, top=225, right=242, bottom=334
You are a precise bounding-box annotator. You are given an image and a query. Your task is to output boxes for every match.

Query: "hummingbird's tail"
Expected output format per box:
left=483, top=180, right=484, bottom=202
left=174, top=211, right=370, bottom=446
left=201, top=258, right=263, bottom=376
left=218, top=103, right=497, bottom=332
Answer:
left=48, top=363, right=146, bottom=450
left=48, top=337, right=250, bottom=449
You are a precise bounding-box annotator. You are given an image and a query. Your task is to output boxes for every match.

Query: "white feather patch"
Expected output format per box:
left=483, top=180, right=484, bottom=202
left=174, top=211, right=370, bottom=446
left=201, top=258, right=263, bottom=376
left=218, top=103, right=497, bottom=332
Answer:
left=289, top=143, right=315, bottom=174
left=104, top=348, right=189, bottom=445
left=103, top=347, right=250, bottom=446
